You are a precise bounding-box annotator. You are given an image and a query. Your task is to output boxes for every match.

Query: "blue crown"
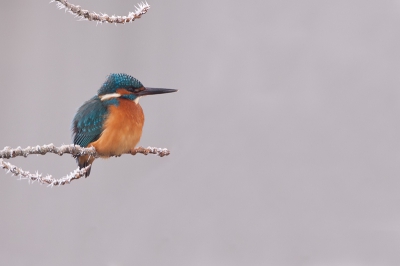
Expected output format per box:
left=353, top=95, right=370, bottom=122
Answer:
left=97, top=73, right=143, bottom=95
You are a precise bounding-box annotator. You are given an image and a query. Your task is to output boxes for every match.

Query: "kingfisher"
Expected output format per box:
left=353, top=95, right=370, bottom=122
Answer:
left=72, top=73, right=177, bottom=177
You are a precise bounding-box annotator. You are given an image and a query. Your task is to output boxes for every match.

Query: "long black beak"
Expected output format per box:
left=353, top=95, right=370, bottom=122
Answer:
left=137, top=87, right=178, bottom=96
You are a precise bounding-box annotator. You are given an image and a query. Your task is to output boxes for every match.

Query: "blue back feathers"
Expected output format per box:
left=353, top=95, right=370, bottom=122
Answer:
left=97, top=73, right=143, bottom=95
left=72, top=96, right=107, bottom=147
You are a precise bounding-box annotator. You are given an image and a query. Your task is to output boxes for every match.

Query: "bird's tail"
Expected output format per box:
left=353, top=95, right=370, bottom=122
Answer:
left=77, top=155, right=95, bottom=177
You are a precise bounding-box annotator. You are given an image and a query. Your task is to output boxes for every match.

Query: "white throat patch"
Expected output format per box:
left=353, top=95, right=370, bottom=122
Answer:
left=100, top=93, right=121, bottom=101
left=134, top=96, right=141, bottom=104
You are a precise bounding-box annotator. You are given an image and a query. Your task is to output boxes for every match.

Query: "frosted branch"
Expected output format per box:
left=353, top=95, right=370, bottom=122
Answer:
left=1, top=144, right=170, bottom=186
left=50, top=0, right=150, bottom=24
left=0, top=144, right=170, bottom=159
left=1, top=159, right=91, bottom=186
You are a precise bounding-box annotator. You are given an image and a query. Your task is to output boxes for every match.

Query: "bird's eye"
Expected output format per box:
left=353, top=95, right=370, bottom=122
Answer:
left=129, top=87, right=141, bottom=93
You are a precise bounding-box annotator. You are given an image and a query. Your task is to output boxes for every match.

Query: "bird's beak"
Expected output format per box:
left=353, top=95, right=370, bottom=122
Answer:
left=137, top=87, right=178, bottom=96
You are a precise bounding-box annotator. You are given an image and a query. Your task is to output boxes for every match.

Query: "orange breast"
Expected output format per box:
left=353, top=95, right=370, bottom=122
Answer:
left=90, top=98, right=144, bottom=157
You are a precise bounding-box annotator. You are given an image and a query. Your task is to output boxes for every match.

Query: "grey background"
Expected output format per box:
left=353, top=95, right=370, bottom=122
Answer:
left=1, top=0, right=400, bottom=265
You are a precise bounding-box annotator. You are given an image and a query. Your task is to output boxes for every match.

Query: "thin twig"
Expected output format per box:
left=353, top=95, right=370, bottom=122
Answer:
left=0, top=144, right=170, bottom=159
left=0, top=144, right=170, bottom=186
left=1, top=159, right=91, bottom=187
left=50, top=0, right=150, bottom=24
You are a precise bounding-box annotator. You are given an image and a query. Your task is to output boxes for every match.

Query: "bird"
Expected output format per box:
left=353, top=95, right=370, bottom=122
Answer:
left=72, top=73, right=177, bottom=177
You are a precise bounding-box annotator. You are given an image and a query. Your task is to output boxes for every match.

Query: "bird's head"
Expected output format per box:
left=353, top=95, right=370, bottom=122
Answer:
left=97, top=73, right=177, bottom=103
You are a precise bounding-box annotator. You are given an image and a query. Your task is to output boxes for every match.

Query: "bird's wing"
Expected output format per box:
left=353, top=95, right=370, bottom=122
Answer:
left=72, top=96, right=109, bottom=147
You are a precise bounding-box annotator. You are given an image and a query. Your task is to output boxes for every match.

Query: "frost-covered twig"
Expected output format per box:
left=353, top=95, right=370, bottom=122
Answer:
left=1, top=159, right=91, bottom=186
left=0, top=144, right=170, bottom=186
left=50, top=0, right=150, bottom=24
left=0, top=144, right=170, bottom=159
